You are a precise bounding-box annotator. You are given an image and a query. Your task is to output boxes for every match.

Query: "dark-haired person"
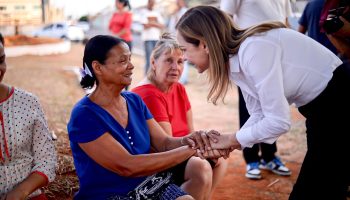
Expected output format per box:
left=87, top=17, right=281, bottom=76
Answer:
left=320, top=0, right=350, bottom=59
left=132, top=33, right=228, bottom=200
left=0, top=33, right=56, bottom=199
left=109, top=0, right=133, bottom=91
left=109, top=0, right=133, bottom=51
left=67, top=35, right=227, bottom=200
left=298, top=0, right=338, bottom=55
left=175, top=6, right=350, bottom=200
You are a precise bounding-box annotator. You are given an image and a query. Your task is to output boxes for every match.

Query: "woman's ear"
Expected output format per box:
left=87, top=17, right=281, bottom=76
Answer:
left=201, top=40, right=209, bottom=54
left=91, top=61, right=101, bottom=76
left=151, top=57, right=157, bottom=70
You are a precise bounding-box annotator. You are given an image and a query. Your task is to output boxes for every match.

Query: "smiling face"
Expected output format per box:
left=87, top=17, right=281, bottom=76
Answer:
left=94, top=42, right=134, bottom=87
left=152, top=48, right=184, bottom=87
left=176, top=31, right=209, bottom=73
left=0, top=41, right=6, bottom=83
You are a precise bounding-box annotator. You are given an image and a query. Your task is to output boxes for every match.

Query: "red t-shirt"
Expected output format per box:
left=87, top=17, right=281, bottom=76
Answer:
left=132, top=83, right=191, bottom=137
left=108, top=11, right=133, bottom=42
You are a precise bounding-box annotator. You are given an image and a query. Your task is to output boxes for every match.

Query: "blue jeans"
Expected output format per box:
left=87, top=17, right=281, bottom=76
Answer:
left=144, top=40, right=157, bottom=75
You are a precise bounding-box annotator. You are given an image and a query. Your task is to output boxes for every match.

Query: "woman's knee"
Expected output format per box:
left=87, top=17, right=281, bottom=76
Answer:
left=185, top=157, right=213, bottom=183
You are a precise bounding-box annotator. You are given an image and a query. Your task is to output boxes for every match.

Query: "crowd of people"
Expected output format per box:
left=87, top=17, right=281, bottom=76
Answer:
left=1, top=0, right=349, bottom=199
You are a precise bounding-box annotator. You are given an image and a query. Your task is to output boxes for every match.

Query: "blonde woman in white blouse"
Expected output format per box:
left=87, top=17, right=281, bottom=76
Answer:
left=0, top=33, right=56, bottom=200
left=175, top=6, right=349, bottom=200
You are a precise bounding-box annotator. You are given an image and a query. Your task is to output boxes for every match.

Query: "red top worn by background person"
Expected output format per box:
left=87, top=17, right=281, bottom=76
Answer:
left=109, top=12, right=133, bottom=42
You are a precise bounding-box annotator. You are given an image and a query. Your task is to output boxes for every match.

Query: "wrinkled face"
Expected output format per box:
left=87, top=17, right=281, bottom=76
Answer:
left=152, top=49, right=184, bottom=86
left=0, top=42, right=6, bottom=82
left=97, top=42, right=134, bottom=87
left=176, top=31, right=209, bottom=73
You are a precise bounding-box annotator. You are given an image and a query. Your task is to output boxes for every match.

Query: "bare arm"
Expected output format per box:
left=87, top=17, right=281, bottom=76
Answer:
left=327, top=34, right=350, bottom=58
left=79, top=130, right=195, bottom=178
left=5, top=173, right=47, bottom=200
left=143, top=22, right=165, bottom=29
left=157, top=121, right=173, bottom=136
left=186, top=109, right=194, bottom=132
left=327, top=16, right=350, bottom=58
left=298, top=24, right=307, bottom=34
left=333, top=16, right=350, bottom=38
left=147, top=118, right=185, bottom=151
left=114, top=28, right=127, bottom=37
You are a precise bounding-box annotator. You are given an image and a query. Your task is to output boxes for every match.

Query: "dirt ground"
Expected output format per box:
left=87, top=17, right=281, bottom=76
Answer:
left=5, top=43, right=309, bottom=200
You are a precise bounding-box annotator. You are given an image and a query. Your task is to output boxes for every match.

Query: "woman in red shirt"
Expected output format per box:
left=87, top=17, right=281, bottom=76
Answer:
left=109, top=0, right=133, bottom=51
left=132, top=33, right=228, bottom=200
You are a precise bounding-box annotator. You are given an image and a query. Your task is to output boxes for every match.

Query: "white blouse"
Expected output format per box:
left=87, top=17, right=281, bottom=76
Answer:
left=220, top=0, right=292, bottom=29
left=0, top=87, right=56, bottom=197
left=230, top=28, right=342, bottom=148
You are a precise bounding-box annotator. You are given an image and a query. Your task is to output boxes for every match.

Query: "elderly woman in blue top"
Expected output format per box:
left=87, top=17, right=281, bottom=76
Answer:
left=67, top=35, right=228, bottom=200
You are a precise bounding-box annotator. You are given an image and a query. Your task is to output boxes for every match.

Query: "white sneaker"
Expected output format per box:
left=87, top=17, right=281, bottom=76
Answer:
left=245, top=162, right=262, bottom=179
left=260, top=157, right=291, bottom=176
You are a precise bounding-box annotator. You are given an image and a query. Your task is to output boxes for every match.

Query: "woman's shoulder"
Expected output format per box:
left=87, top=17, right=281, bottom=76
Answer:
left=172, top=82, right=187, bottom=93
left=71, top=96, right=91, bottom=111
left=122, top=91, right=144, bottom=102
left=14, top=87, right=40, bottom=103
left=132, top=84, right=162, bottom=97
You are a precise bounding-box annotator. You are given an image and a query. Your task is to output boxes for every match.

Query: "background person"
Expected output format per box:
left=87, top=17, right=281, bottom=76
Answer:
left=298, top=0, right=338, bottom=54
left=175, top=6, right=349, bottom=200
left=220, top=0, right=292, bottom=180
left=0, top=33, right=56, bottom=200
left=140, top=0, right=165, bottom=75
left=167, top=0, right=190, bottom=85
left=109, top=0, right=133, bottom=91
left=67, top=35, right=226, bottom=200
left=132, top=33, right=228, bottom=200
left=109, top=0, right=133, bottom=51
left=320, top=0, right=350, bottom=59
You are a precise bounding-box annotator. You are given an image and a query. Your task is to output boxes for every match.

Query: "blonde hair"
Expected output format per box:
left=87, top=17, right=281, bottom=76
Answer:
left=147, top=32, right=184, bottom=82
left=176, top=6, right=286, bottom=104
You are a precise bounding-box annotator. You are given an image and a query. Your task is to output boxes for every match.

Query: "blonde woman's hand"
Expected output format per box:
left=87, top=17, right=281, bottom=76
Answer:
left=208, top=132, right=242, bottom=151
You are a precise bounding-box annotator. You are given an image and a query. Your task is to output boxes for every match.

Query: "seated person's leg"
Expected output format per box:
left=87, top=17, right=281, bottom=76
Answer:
left=182, top=157, right=213, bottom=200
left=211, top=157, right=228, bottom=195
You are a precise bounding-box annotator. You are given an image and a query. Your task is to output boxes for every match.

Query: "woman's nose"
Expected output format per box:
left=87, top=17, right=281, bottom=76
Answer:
left=171, top=63, right=178, bottom=69
left=128, top=62, right=134, bottom=69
